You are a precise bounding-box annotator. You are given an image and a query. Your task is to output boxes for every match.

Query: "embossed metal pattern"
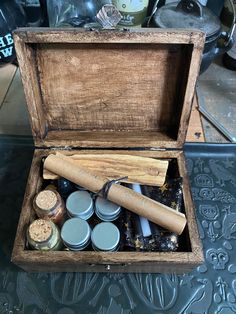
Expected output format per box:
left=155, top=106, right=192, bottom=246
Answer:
left=1, top=139, right=236, bottom=313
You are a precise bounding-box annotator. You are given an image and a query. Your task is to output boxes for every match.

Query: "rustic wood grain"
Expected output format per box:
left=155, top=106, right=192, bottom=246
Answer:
left=177, top=152, right=204, bottom=261
left=14, top=27, right=205, bottom=45
left=12, top=149, right=203, bottom=273
left=186, top=95, right=205, bottom=142
left=13, top=28, right=205, bottom=149
left=177, top=42, right=204, bottom=144
left=13, top=33, right=47, bottom=139
left=37, top=43, right=182, bottom=133
left=12, top=251, right=201, bottom=273
left=43, top=154, right=169, bottom=186
left=36, top=130, right=176, bottom=148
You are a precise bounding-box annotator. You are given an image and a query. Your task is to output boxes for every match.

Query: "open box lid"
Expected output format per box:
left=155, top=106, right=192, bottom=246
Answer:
left=14, top=28, right=205, bottom=149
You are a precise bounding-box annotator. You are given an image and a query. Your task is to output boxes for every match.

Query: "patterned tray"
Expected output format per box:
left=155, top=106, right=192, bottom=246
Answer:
left=0, top=137, right=236, bottom=314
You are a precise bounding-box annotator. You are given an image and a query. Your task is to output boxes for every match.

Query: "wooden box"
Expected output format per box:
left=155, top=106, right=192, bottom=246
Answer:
left=12, top=28, right=205, bottom=273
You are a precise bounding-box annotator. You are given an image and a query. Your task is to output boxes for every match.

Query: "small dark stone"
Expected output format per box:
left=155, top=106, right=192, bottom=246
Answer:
left=57, top=178, right=74, bottom=199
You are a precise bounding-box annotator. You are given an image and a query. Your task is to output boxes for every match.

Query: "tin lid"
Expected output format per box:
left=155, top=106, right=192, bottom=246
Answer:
left=91, top=222, right=120, bottom=251
left=61, top=218, right=91, bottom=248
left=66, top=191, right=94, bottom=220
left=153, top=1, right=221, bottom=40
left=95, top=197, right=121, bottom=221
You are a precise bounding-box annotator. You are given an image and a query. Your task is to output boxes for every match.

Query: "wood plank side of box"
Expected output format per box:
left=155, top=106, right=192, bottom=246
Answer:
left=11, top=28, right=205, bottom=273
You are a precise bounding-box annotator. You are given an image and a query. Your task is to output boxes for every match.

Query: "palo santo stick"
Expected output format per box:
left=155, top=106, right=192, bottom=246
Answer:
left=44, top=153, right=187, bottom=235
left=43, top=154, right=169, bottom=186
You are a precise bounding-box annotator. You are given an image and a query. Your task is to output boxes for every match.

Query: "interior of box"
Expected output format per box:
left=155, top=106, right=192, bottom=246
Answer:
left=23, top=152, right=192, bottom=253
left=30, top=42, right=193, bottom=147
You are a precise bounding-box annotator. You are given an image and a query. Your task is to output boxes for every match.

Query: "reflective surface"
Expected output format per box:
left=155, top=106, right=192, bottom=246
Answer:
left=1, top=137, right=236, bottom=313
left=46, top=0, right=112, bottom=27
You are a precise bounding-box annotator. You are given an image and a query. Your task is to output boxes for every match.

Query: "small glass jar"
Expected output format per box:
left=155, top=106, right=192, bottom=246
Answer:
left=33, top=189, right=66, bottom=225
left=61, top=218, right=91, bottom=251
left=95, top=196, right=121, bottom=222
left=91, top=222, right=120, bottom=252
left=66, top=191, right=94, bottom=220
left=27, top=219, right=62, bottom=251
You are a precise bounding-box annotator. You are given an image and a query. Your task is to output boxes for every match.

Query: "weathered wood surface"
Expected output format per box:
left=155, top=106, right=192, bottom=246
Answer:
left=12, top=149, right=203, bottom=273
left=186, top=95, right=205, bottom=142
left=37, top=43, right=182, bottom=132
left=15, top=27, right=205, bottom=45
left=36, top=130, right=176, bottom=148
left=0, top=68, right=204, bottom=140
left=12, top=252, right=201, bottom=273
left=13, top=29, right=205, bottom=149
left=43, top=153, right=169, bottom=186
left=14, top=33, right=47, bottom=139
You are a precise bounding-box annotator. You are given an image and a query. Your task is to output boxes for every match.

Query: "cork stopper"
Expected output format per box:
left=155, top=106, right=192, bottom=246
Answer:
left=35, top=190, right=57, bottom=211
left=28, top=219, right=52, bottom=243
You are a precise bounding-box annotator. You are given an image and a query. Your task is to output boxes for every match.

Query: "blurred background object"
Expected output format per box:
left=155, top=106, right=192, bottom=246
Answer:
left=223, top=27, right=236, bottom=70
left=1, top=0, right=235, bottom=72
left=147, top=0, right=165, bottom=16
left=46, top=0, right=112, bottom=28
left=0, top=0, right=26, bottom=66
left=222, top=0, right=236, bottom=70
left=112, top=0, right=149, bottom=27
left=207, top=0, right=225, bottom=16
left=17, top=0, right=48, bottom=26
left=0, top=0, right=46, bottom=67
left=151, top=0, right=235, bottom=73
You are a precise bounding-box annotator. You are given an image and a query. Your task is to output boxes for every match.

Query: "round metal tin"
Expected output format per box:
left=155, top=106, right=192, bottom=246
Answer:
left=61, top=218, right=91, bottom=251
left=66, top=191, right=94, bottom=220
left=95, top=197, right=121, bottom=222
left=91, top=222, right=120, bottom=252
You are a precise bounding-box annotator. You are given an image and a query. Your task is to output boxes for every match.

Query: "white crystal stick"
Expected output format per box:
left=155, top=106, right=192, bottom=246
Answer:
left=131, top=184, right=152, bottom=237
